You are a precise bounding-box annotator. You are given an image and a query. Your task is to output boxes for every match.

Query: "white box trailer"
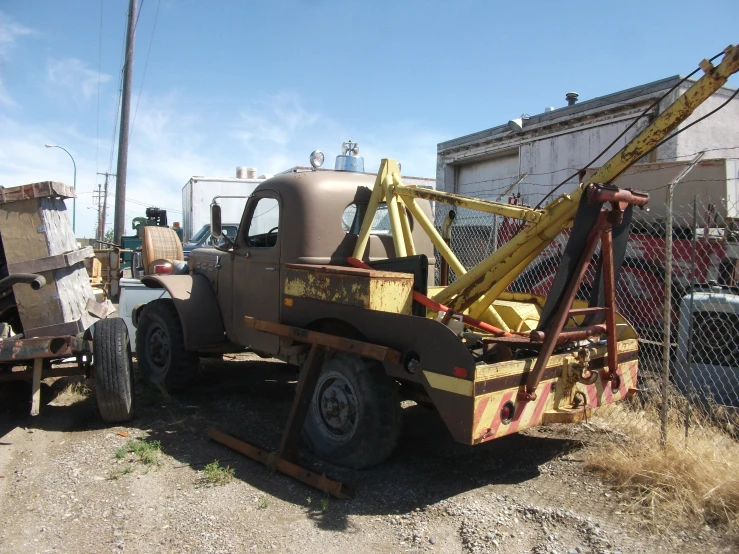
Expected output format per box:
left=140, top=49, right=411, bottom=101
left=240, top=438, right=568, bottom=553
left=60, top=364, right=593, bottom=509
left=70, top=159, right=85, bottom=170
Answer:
left=182, top=169, right=266, bottom=241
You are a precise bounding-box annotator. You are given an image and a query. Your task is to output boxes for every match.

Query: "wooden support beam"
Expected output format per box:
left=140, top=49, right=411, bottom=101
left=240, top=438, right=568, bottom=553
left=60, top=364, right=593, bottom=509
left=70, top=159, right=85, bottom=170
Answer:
left=278, top=345, right=329, bottom=461
left=243, top=316, right=401, bottom=364
left=207, top=428, right=354, bottom=499
left=30, top=359, right=42, bottom=416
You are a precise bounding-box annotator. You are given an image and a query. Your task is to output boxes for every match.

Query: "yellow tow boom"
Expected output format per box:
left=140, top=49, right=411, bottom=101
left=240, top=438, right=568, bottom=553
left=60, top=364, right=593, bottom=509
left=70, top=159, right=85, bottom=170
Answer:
left=353, top=44, right=739, bottom=327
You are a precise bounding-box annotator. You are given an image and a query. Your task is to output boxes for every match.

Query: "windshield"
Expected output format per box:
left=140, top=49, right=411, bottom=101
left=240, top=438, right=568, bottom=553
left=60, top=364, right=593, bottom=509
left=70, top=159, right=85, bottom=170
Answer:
left=189, top=225, right=210, bottom=244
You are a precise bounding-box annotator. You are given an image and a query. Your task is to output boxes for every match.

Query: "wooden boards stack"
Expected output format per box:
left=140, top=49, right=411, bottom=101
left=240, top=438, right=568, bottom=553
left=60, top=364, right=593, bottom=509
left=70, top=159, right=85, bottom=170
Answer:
left=0, top=181, right=108, bottom=337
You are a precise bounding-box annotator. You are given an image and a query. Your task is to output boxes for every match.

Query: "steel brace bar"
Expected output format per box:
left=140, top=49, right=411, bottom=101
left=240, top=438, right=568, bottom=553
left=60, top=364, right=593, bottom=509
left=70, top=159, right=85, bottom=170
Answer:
left=208, top=343, right=354, bottom=499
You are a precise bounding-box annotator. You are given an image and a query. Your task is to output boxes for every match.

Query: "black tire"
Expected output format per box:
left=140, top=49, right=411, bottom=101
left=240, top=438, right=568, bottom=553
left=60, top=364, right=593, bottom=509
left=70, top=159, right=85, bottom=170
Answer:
left=303, top=353, right=401, bottom=469
left=135, top=299, right=198, bottom=390
left=94, top=317, right=134, bottom=423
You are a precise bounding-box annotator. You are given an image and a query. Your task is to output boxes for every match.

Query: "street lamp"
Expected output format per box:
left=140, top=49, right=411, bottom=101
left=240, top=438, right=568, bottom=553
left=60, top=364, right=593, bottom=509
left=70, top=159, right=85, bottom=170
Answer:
left=44, top=144, right=77, bottom=233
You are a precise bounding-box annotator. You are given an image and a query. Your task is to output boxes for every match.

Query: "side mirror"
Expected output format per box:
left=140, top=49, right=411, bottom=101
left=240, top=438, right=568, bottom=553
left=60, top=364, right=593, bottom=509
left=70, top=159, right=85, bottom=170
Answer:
left=210, top=204, right=222, bottom=239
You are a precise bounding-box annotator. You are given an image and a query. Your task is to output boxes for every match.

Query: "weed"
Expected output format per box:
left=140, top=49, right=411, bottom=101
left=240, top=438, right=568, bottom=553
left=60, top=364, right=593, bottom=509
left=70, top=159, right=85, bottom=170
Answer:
left=126, top=439, right=162, bottom=467
left=321, top=497, right=328, bottom=513
left=266, top=451, right=277, bottom=473
left=306, top=495, right=312, bottom=505
left=258, top=496, right=269, bottom=509
left=202, top=460, right=234, bottom=486
left=58, top=380, right=91, bottom=403
left=114, top=447, right=127, bottom=460
left=585, top=402, right=739, bottom=534
left=108, top=465, right=133, bottom=480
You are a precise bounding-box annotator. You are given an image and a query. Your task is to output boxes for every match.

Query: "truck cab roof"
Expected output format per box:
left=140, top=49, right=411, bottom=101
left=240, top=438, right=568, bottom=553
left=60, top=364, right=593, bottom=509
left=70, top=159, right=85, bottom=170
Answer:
left=238, top=169, right=435, bottom=266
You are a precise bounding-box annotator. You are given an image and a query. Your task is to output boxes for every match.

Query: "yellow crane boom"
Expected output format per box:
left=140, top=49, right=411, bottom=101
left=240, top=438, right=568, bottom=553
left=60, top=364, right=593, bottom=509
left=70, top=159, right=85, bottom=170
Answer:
left=353, top=44, right=739, bottom=325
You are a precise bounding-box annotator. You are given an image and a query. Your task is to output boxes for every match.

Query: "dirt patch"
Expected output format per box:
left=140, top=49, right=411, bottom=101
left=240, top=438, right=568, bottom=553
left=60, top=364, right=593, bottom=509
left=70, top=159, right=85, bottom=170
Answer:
left=0, top=354, right=733, bottom=553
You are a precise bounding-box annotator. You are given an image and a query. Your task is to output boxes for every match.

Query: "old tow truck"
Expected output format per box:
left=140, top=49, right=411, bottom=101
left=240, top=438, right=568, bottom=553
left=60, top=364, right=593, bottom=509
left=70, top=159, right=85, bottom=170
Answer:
left=137, top=45, right=739, bottom=496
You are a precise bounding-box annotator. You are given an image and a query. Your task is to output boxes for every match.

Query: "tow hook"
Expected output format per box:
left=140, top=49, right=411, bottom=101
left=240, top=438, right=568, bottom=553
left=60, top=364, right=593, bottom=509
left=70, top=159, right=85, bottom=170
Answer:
left=571, top=390, right=587, bottom=409
left=573, top=347, right=598, bottom=385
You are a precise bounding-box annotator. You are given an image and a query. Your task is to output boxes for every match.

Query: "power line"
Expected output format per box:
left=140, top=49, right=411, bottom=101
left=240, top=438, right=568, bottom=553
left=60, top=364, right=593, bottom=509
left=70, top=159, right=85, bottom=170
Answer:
left=610, top=88, right=739, bottom=184
left=107, top=6, right=129, bottom=176
left=533, top=49, right=729, bottom=209
left=444, top=149, right=739, bottom=192
left=130, top=0, right=161, bottom=141
left=95, top=0, right=104, bottom=176
left=134, top=0, right=145, bottom=30
left=125, top=197, right=182, bottom=213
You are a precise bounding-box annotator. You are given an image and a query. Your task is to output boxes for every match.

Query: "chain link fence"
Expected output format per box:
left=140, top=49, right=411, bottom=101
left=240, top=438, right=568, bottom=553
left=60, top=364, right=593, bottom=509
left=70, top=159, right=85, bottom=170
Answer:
left=434, top=193, right=739, bottom=450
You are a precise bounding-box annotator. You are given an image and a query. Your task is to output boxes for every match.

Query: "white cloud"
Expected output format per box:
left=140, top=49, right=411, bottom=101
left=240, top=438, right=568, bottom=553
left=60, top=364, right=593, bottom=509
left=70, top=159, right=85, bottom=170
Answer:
left=0, top=11, right=32, bottom=60
left=0, top=11, right=33, bottom=106
left=0, top=78, right=15, bottom=107
left=47, top=58, right=112, bottom=102
left=229, top=92, right=444, bottom=179
left=235, top=92, right=322, bottom=147
left=0, top=86, right=444, bottom=238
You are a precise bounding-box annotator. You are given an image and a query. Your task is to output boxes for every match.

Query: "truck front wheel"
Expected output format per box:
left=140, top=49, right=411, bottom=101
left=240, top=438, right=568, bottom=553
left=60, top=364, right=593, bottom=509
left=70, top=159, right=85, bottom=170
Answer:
left=303, top=353, right=401, bottom=469
left=136, top=299, right=198, bottom=390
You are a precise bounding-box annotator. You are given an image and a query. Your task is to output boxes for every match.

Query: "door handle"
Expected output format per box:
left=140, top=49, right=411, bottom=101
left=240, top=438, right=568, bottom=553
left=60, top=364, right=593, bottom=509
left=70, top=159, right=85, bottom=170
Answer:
left=264, top=267, right=277, bottom=271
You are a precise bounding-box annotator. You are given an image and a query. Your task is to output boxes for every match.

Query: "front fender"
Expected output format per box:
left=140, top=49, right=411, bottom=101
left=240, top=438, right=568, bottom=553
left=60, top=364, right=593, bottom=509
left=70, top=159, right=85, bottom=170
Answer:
left=142, top=274, right=226, bottom=349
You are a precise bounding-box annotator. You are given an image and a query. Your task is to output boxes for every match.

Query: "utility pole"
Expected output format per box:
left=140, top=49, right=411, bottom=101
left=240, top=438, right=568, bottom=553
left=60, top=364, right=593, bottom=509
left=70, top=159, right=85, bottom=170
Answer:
left=97, top=172, right=115, bottom=243
left=93, top=184, right=104, bottom=242
left=113, top=0, right=137, bottom=245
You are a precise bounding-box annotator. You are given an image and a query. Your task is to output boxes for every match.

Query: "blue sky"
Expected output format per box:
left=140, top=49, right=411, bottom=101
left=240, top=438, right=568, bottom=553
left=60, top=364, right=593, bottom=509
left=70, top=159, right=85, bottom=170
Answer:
left=1, top=0, right=737, bottom=237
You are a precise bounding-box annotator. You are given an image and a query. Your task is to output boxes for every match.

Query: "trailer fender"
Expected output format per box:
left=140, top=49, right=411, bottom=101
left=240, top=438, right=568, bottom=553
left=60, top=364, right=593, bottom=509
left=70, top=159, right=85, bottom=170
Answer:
left=141, top=274, right=226, bottom=349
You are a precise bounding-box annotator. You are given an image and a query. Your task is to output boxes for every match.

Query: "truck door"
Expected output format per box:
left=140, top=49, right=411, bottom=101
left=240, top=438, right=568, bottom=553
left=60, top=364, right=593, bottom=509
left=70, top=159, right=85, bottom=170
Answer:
left=231, top=191, right=281, bottom=353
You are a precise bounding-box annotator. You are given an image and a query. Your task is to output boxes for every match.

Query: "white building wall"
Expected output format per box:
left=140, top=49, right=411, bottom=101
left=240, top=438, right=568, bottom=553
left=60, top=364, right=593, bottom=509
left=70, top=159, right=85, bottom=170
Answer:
left=457, top=154, right=520, bottom=198
left=438, top=82, right=739, bottom=209
left=674, top=86, right=739, bottom=162
left=518, top=118, right=646, bottom=206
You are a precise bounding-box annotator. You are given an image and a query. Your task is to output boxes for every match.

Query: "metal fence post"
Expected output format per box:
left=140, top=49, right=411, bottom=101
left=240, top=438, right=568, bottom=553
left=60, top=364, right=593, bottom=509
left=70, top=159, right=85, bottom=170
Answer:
left=684, top=195, right=698, bottom=440
left=660, top=153, right=704, bottom=446
left=660, top=186, right=674, bottom=445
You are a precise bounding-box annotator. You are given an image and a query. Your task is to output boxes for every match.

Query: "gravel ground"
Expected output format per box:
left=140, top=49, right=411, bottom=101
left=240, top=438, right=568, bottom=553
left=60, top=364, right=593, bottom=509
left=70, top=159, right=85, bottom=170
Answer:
left=0, top=353, right=732, bottom=554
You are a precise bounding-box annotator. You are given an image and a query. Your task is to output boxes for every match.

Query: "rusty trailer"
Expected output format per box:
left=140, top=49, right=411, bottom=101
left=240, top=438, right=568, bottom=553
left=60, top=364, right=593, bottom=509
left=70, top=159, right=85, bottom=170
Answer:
left=0, top=181, right=134, bottom=422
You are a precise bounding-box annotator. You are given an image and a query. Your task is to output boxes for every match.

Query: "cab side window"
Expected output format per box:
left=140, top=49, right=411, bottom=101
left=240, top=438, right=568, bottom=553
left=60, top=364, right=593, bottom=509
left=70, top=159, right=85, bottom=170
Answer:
left=246, top=198, right=279, bottom=248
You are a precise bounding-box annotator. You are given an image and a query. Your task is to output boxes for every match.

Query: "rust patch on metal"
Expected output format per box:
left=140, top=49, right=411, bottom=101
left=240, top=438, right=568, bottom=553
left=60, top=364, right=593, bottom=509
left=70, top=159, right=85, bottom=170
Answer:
left=0, top=336, right=90, bottom=362
left=472, top=350, right=638, bottom=395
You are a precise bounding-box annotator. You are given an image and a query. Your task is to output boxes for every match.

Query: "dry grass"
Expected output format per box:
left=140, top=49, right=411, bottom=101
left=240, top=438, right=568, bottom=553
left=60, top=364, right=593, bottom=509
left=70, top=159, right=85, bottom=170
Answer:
left=585, top=401, right=739, bottom=535
left=56, top=380, right=91, bottom=403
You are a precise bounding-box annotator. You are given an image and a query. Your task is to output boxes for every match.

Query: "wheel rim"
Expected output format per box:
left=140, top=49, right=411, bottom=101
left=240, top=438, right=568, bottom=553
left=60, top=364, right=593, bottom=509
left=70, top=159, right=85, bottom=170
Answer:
left=145, top=323, right=170, bottom=379
left=311, top=370, right=359, bottom=443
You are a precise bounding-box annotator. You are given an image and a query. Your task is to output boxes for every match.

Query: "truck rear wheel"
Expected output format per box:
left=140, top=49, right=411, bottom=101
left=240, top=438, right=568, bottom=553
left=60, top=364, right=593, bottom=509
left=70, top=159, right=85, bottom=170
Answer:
left=136, top=299, right=198, bottom=390
left=94, top=317, right=134, bottom=423
left=303, top=353, right=401, bottom=469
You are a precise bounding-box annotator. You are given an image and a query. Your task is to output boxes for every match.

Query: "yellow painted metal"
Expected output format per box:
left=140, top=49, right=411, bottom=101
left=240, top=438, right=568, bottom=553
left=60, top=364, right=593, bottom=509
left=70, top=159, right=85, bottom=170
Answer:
left=353, top=46, right=739, bottom=324
left=490, top=299, right=541, bottom=332
left=587, top=45, right=739, bottom=189
left=396, top=196, right=416, bottom=256
left=394, top=185, right=544, bottom=223
left=435, top=44, right=739, bottom=312
left=467, top=244, right=545, bottom=320
left=418, top=338, right=639, bottom=443
left=433, top=192, right=578, bottom=311
left=399, top=194, right=509, bottom=330
left=385, top=176, right=407, bottom=258
left=423, top=370, right=474, bottom=396
left=352, top=162, right=388, bottom=260
left=284, top=265, right=413, bottom=315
